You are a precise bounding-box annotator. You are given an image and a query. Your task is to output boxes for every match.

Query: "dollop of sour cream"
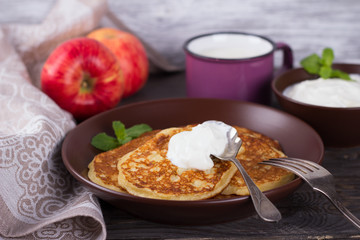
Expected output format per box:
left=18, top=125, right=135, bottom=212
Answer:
left=283, top=74, right=360, bottom=108
left=166, top=120, right=232, bottom=170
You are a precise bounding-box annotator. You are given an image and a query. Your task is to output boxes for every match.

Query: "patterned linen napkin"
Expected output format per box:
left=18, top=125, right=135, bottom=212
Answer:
left=0, top=0, right=176, bottom=239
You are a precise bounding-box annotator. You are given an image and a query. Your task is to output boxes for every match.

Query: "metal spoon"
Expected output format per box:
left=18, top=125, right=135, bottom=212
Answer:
left=210, top=127, right=282, bottom=222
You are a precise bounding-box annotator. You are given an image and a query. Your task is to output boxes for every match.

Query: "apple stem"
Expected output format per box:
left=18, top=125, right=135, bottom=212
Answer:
left=80, top=72, right=95, bottom=93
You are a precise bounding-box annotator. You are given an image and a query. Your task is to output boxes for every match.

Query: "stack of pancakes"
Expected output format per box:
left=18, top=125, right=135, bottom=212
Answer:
left=88, top=124, right=294, bottom=200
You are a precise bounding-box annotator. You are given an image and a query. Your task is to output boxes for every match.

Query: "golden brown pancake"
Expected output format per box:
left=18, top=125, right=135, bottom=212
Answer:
left=88, top=130, right=160, bottom=192
left=221, top=126, right=294, bottom=195
left=89, top=123, right=294, bottom=200
left=117, top=125, right=238, bottom=200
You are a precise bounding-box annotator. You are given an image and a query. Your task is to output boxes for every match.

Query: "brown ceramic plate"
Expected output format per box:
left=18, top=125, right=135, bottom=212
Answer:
left=62, top=98, right=324, bottom=225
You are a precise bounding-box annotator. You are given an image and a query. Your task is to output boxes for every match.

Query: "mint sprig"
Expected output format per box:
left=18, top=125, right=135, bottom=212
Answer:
left=91, top=121, right=152, bottom=151
left=300, top=48, right=352, bottom=81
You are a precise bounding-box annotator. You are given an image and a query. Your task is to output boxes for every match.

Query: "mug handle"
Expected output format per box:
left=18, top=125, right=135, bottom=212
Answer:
left=274, top=42, right=293, bottom=77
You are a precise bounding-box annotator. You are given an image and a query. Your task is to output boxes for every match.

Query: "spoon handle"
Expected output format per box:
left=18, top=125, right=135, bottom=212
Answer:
left=231, top=157, right=282, bottom=222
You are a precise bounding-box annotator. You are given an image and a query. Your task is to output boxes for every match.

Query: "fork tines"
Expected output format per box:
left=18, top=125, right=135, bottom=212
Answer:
left=264, top=157, right=315, bottom=174
left=261, top=157, right=330, bottom=176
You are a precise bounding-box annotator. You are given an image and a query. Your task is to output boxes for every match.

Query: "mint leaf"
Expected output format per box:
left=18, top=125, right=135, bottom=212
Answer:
left=91, top=121, right=153, bottom=151
left=112, top=121, right=126, bottom=142
left=126, top=124, right=153, bottom=138
left=319, top=66, right=332, bottom=79
left=91, top=133, right=120, bottom=151
left=301, top=48, right=352, bottom=81
left=331, top=69, right=352, bottom=81
left=118, top=136, right=132, bottom=145
left=320, top=48, right=334, bottom=67
left=300, top=54, right=321, bottom=74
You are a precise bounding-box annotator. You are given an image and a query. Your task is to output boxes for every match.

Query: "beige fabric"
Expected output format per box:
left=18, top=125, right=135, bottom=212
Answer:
left=0, top=0, right=175, bottom=239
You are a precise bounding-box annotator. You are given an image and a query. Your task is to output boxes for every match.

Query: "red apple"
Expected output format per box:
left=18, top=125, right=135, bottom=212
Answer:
left=41, top=37, right=124, bottom=120
left=87, top=28, right=149, bottom=98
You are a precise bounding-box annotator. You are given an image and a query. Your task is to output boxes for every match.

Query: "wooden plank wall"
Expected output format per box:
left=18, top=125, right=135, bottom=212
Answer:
left=0, top=0, right=359, bottom=69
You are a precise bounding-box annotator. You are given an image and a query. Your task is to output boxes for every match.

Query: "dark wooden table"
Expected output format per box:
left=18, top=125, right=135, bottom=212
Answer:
left=103, top=71, right=360, bottom=239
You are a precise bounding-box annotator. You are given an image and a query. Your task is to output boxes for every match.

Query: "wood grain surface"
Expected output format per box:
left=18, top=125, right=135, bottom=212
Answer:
left=1, top=1, right=360, bottom=239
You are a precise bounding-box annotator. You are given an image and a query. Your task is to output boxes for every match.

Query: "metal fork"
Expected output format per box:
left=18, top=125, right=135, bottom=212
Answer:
left=261, top=157, right=360, bottom=230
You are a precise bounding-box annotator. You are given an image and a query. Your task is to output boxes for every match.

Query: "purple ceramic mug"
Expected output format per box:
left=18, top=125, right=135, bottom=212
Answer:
left=184, top=32, right=293, bottom=104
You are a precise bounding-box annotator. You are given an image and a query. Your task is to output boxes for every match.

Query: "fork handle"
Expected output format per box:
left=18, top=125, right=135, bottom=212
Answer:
left=322, top=191, right=360, bottom=229
left=231, top=157, right=282, bottom=222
